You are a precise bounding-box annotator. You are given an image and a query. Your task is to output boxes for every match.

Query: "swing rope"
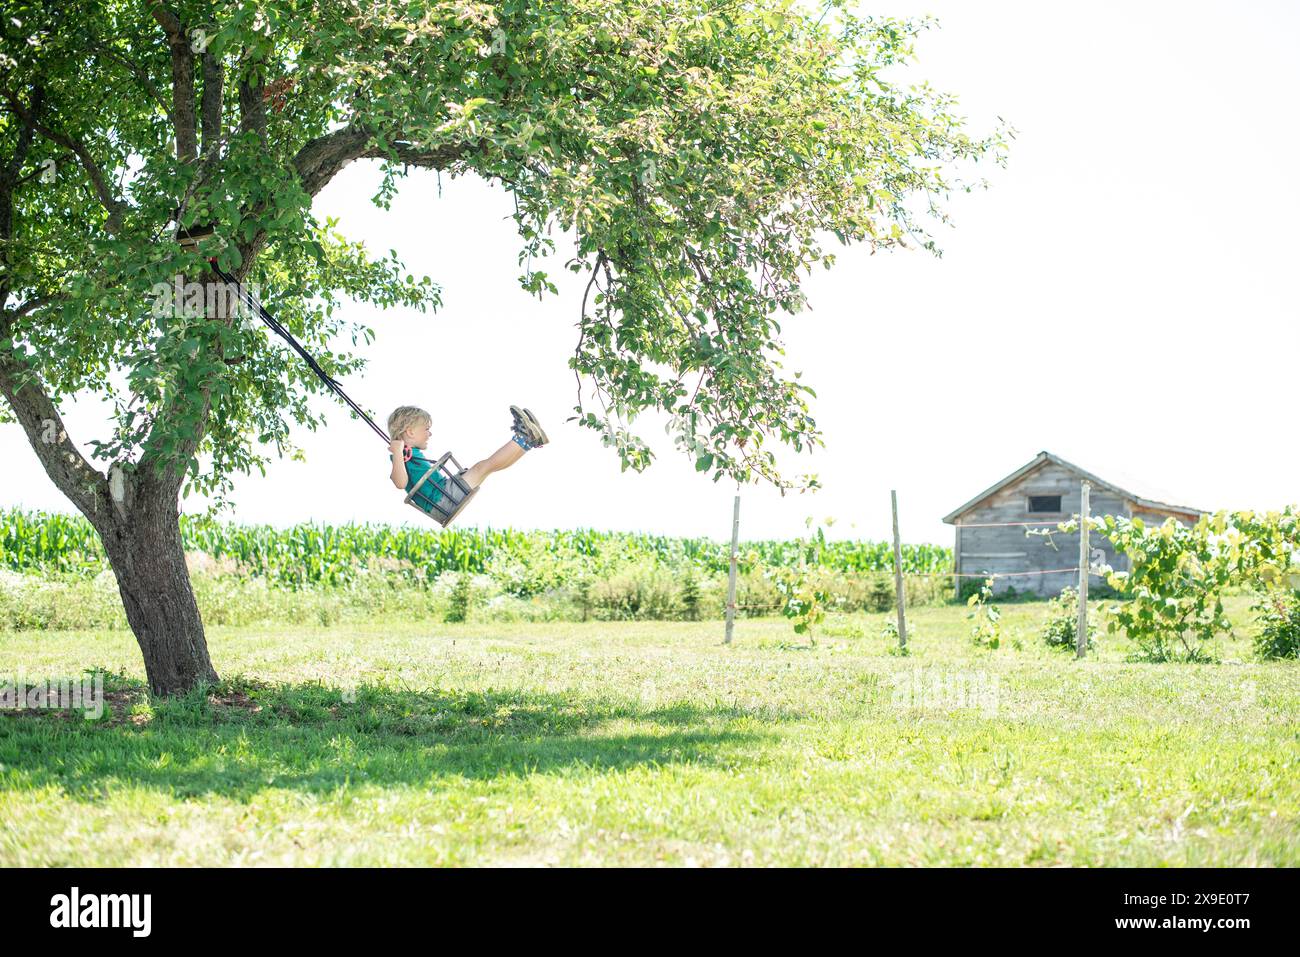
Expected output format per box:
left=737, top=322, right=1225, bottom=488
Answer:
left=206, top=260, right=392, bottom=445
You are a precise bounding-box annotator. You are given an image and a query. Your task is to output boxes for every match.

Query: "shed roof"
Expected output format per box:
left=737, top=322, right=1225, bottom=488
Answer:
left=942, top=450, right=1208, bottom=524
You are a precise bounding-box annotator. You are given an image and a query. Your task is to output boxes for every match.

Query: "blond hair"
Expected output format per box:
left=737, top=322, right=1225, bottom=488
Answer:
left=387, top=405, right=431, bottom=440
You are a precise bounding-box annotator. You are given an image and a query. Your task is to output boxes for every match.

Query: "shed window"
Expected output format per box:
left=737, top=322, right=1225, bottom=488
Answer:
left=1028, top=495, right=1062, bottom=513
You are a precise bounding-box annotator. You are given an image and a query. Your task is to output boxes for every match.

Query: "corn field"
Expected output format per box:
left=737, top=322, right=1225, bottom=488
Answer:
left=0, top=507, right=952, bottom=588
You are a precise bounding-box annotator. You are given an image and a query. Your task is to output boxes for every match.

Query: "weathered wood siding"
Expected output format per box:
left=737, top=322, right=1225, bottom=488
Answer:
left=953, top=461, right=1127, bottom=597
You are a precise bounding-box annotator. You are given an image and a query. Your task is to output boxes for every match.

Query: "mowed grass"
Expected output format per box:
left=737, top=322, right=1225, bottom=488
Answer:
left=1, top=596, right=1297, bottom=866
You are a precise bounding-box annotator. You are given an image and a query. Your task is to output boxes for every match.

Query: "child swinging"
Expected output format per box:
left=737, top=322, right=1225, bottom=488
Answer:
left=181, top=257, right=538, bottom=528
left=387, top=404, right=548, bottom=524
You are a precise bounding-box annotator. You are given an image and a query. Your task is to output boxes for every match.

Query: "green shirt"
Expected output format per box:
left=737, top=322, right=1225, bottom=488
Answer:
left=397, top=447, right=447, bottom=512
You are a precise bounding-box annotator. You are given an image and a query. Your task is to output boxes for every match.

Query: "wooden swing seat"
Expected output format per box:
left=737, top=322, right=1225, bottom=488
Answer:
left=405, top=451, right=479, bottom=527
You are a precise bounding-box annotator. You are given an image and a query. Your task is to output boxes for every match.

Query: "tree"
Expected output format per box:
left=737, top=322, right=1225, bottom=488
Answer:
left=0, top=0, right=1007, bottom=694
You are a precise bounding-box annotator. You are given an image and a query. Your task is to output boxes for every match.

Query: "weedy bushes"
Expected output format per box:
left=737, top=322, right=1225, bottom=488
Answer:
left=866, top=575, right=894, bottom=612
left=680, top=573, right=703, bottom=621
left=443, top=572, right=480, bottom=623
left=589, top=561, right=684, bottom=620
left=967, top=577, right=1003, bottom=649
left=1041, top=587, right=1097, bottom=652
left=0, top=570, right=127, bottom=630
left=1251, top=590, right=1300, bottom=660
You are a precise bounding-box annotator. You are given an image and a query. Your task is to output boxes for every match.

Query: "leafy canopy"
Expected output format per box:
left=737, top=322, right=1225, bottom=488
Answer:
left=0, top=0, right=1007, bottom=506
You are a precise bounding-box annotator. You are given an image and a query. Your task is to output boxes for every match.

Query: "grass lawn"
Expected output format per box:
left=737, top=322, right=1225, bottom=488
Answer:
left=2, top=596, right=1297, bottom=866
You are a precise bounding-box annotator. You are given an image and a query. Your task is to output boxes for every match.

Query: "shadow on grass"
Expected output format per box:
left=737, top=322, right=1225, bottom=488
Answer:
left=0, top=670, right=790, bottom=802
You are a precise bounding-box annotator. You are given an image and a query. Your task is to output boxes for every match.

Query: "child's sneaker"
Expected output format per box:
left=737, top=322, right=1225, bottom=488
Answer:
left=509, top=405, right=529, bottom=436
left=509, top=407, right=532, bottom=448
left=521, top=407, right=548, bottom=446
left=509, top=405, right=549, bottom=447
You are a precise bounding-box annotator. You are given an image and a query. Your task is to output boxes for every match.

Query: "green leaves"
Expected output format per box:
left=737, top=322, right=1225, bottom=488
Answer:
left=487, top=1, right=1006, bottom=490
left=2, top=0, right=1005, bottom=506
left=1093, top=508, right=1300, bottom=661
left=967, top=576, right=1003, bottom=649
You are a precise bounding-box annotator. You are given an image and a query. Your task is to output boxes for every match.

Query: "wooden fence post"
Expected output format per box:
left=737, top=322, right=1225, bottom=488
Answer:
left=953, top=521, right=962, bottom=601
left=891, top=489, right=908, bottom=650
left=1076, top=481, right=1090, bottom=659
left=724, top=494, right=740, bottom=645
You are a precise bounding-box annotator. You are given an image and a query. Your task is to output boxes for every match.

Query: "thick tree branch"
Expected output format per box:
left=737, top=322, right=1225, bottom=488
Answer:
left=237, top=57, right=267, bottom=146
left=292, top=125, right=476, bottom=199
left=0, top=350, right=110, bottom=519
left=150, top=2, right=198, bottom=164
left=359, top=140, right=474, bottom=171
left=200, top=49, right=223, bottom=156
left=292, top=124, right=375, bottom=197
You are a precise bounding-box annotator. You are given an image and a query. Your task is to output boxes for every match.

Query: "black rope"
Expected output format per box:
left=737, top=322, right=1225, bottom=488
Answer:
left=207, top=261, right=391, bottom=444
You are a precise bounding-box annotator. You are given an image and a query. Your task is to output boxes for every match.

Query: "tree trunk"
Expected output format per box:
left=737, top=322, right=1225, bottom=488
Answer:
left=97, top=486, right=218, bottom=697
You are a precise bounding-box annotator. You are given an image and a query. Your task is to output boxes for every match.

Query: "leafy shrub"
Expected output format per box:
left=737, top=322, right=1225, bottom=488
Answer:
left=1049, top=510, right=1300, bottom=662
left=590, top=563, right=682, bottom=620
left=967, top=577, right=1002, bottom=649
left=1041, top=587, right=1097, bottom=652
left=680, top=572, right=702, bottom=621
left=574, top=574, right=595, bottom=622
left=444, top=573, right=481, bottom=623
left=768, top=566, right=828, bottom=639
left=0, top=570, right=127, bottom=630
left=901, top=574, right=950, bottom=608
left=1251, top=590, right=1300, bottom=660
left=867, top=575, right=894, bottom=612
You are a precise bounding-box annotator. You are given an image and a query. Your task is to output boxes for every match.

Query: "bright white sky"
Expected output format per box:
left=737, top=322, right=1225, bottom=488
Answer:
left=3, top=1, right=1297, bottom=546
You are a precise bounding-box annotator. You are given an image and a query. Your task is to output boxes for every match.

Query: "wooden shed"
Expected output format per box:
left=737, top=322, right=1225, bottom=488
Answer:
left=942, top=451, right=1206, bottom=597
